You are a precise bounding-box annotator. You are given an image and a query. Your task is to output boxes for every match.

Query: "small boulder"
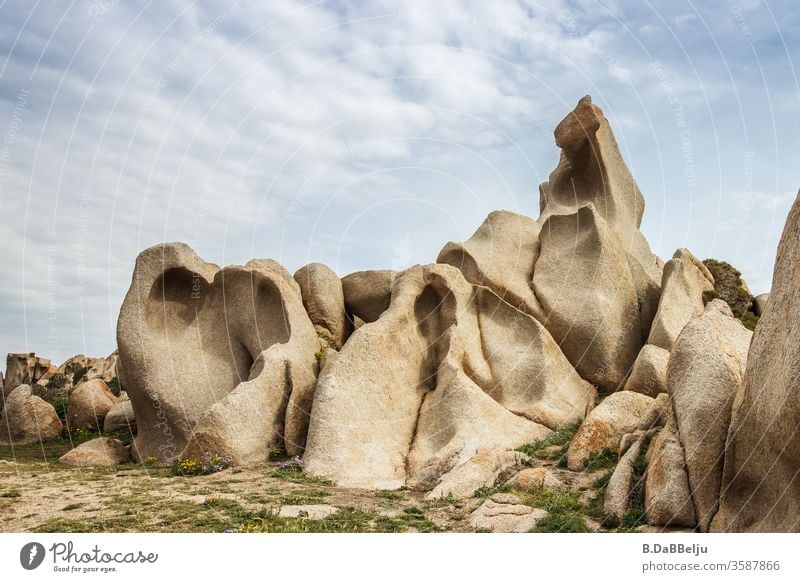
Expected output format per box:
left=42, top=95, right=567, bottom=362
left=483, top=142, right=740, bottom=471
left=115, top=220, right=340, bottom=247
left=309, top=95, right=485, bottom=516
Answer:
left=566, top=391, right=654, bottom=471
left=513, top=467, right=563, bottom=492
left=469, top=493, right=547, bottom=533
left=425, top=449, right=525, bottom=500
left=624, top=345, right=669, bottom=397
left=752, top=293, right=769, bottom=316
left=103, top=399, right=136, bottom=434
left=59, top=437, right=130, bottom=466
left=0, top=384, right=63, bottom=445
left=67, top=379, right=117, bottom=430
left=294, top=263, right=351, bottom=348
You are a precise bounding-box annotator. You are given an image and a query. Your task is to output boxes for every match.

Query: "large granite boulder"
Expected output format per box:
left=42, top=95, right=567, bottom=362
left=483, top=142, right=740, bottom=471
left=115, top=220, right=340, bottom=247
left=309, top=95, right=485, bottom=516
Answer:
left=0, top=384, right=63, bottom=445
left=714, top=192, right=800, bottom=532
left=624, top=344, right=669, bottom=397
left=304, top=264, right=595, bottom=489
left=536, top=95, right=663, bottom=345
left=66, top=379, right=117, bottom=430
left=117, top=243, right=319, bottom=465
left=668, top=300, right=751, bottom=531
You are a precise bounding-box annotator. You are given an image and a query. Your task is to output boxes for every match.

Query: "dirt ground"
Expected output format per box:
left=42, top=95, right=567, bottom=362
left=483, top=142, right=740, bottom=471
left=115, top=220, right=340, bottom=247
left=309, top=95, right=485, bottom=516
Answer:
left=0, top=431, right=663, bottom=533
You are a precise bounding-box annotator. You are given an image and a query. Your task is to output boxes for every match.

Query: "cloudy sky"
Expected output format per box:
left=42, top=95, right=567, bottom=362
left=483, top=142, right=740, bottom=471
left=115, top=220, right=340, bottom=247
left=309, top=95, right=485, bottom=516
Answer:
left=0, top=0, right=797, bottom=362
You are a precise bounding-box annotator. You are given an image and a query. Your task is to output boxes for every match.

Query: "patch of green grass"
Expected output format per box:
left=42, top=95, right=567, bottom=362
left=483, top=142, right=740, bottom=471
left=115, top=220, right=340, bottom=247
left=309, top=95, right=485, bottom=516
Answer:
left=473, top=484, right=511, bottom=499
left=516, top=420, right=581, bottom=457
left=532, top=512, right=590, bottom=533
left=376, top=490, right=403, bottom=500
left=270, top=466, right=332, bottom=485
left=374, top=507, right=439, bottom=533
left=424, top=492, right=463, bottom=509
left=267, top=447, right=289, bottom=462
left=239, top=507, right=375, bottom=533
left=584, top=448, right=617, bottom=470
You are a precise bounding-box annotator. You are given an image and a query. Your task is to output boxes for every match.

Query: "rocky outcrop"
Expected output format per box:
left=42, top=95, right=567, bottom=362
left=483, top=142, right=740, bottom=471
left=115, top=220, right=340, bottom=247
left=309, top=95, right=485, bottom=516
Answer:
left=531, top=97, right=663, bottom=391
left=714, top=192, right=800, bottom=533
left=624, top=344, right=669, bottom=397
left=66, top=379, right=117, bottom=430
left=116, top=243, right=319, bottom=465
left=304, top=264, right=595, bottom=489
left=294, top=263, right=351, bottom=348
left=647, top=249, right=715, bottom=351
left=4, top=353, right=55, bottom=396
left=59, top=437, right=130, bottom=466
left=668, top=300, right=751, bottom=532
left=537, top=95, right=662, bottom=339
left=438, top=210, right=542, bottom=318
left=341, top=270, right=396, bottom=324
left=567, top=391, right=653, bottom=471
left=0, top=384, right=63, bottom=445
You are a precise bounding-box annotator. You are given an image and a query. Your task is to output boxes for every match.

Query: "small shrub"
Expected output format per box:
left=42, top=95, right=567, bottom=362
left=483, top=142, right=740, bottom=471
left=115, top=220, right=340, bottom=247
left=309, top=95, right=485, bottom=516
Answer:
left=267, top=447, right=288, bottom=462
left=376, top=490, right=403, bottom=500
left=72, top=367, right=89, bottom=385
left=532, top=512, right=589, bottom=533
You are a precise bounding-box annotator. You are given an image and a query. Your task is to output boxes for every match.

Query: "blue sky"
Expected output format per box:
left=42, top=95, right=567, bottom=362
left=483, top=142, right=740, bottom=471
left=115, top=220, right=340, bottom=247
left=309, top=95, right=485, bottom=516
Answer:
left=0, top=0, right=797, bottom=362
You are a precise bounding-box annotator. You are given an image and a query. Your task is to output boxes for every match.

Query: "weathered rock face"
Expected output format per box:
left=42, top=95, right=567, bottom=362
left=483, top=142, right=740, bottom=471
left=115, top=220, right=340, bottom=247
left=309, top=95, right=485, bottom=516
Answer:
left=59, top=437, right=130, bottom=466
left=4, top=353, right=54, bottom=396
left=66, top=379, right=117, bottom=431
left=341, top=270, right=396, bottom=324
left=537, top=95, right=662, bottom=340
left=566, top=391, right=653, bottom=471
left=624, top=345, right=669, bottom=397
left=304, top=264, right=595, bottom=489
left=534, top=205, right=643, bottom=391
left=0, top=384, right=63, bottom=445
left=647, top=249, right=715, bottom=351
left=438, top=210, right=543, bottom=318
left=294, top=263, right=351, bottom=349
left=668, top=300, right=751, bottom=532
left=714, top=193, right=800, bottom=533
left=117, top=243, right=319, bottom=465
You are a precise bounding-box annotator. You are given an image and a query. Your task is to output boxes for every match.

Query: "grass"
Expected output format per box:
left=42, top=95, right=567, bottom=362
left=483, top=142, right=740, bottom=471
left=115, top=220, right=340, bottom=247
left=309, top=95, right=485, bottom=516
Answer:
left=584, top=448, right=618, bottom=470
left=374, top=507, right=439, bottom=533
left=376, top=490, right=403, bottom=500
left=520, top=489, right=589, bottom=533
left=473, top=484, right=511, bottom=499
left=270, top=465, right=332, bottom=485
left=516, top=420, right=581, bottom=458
